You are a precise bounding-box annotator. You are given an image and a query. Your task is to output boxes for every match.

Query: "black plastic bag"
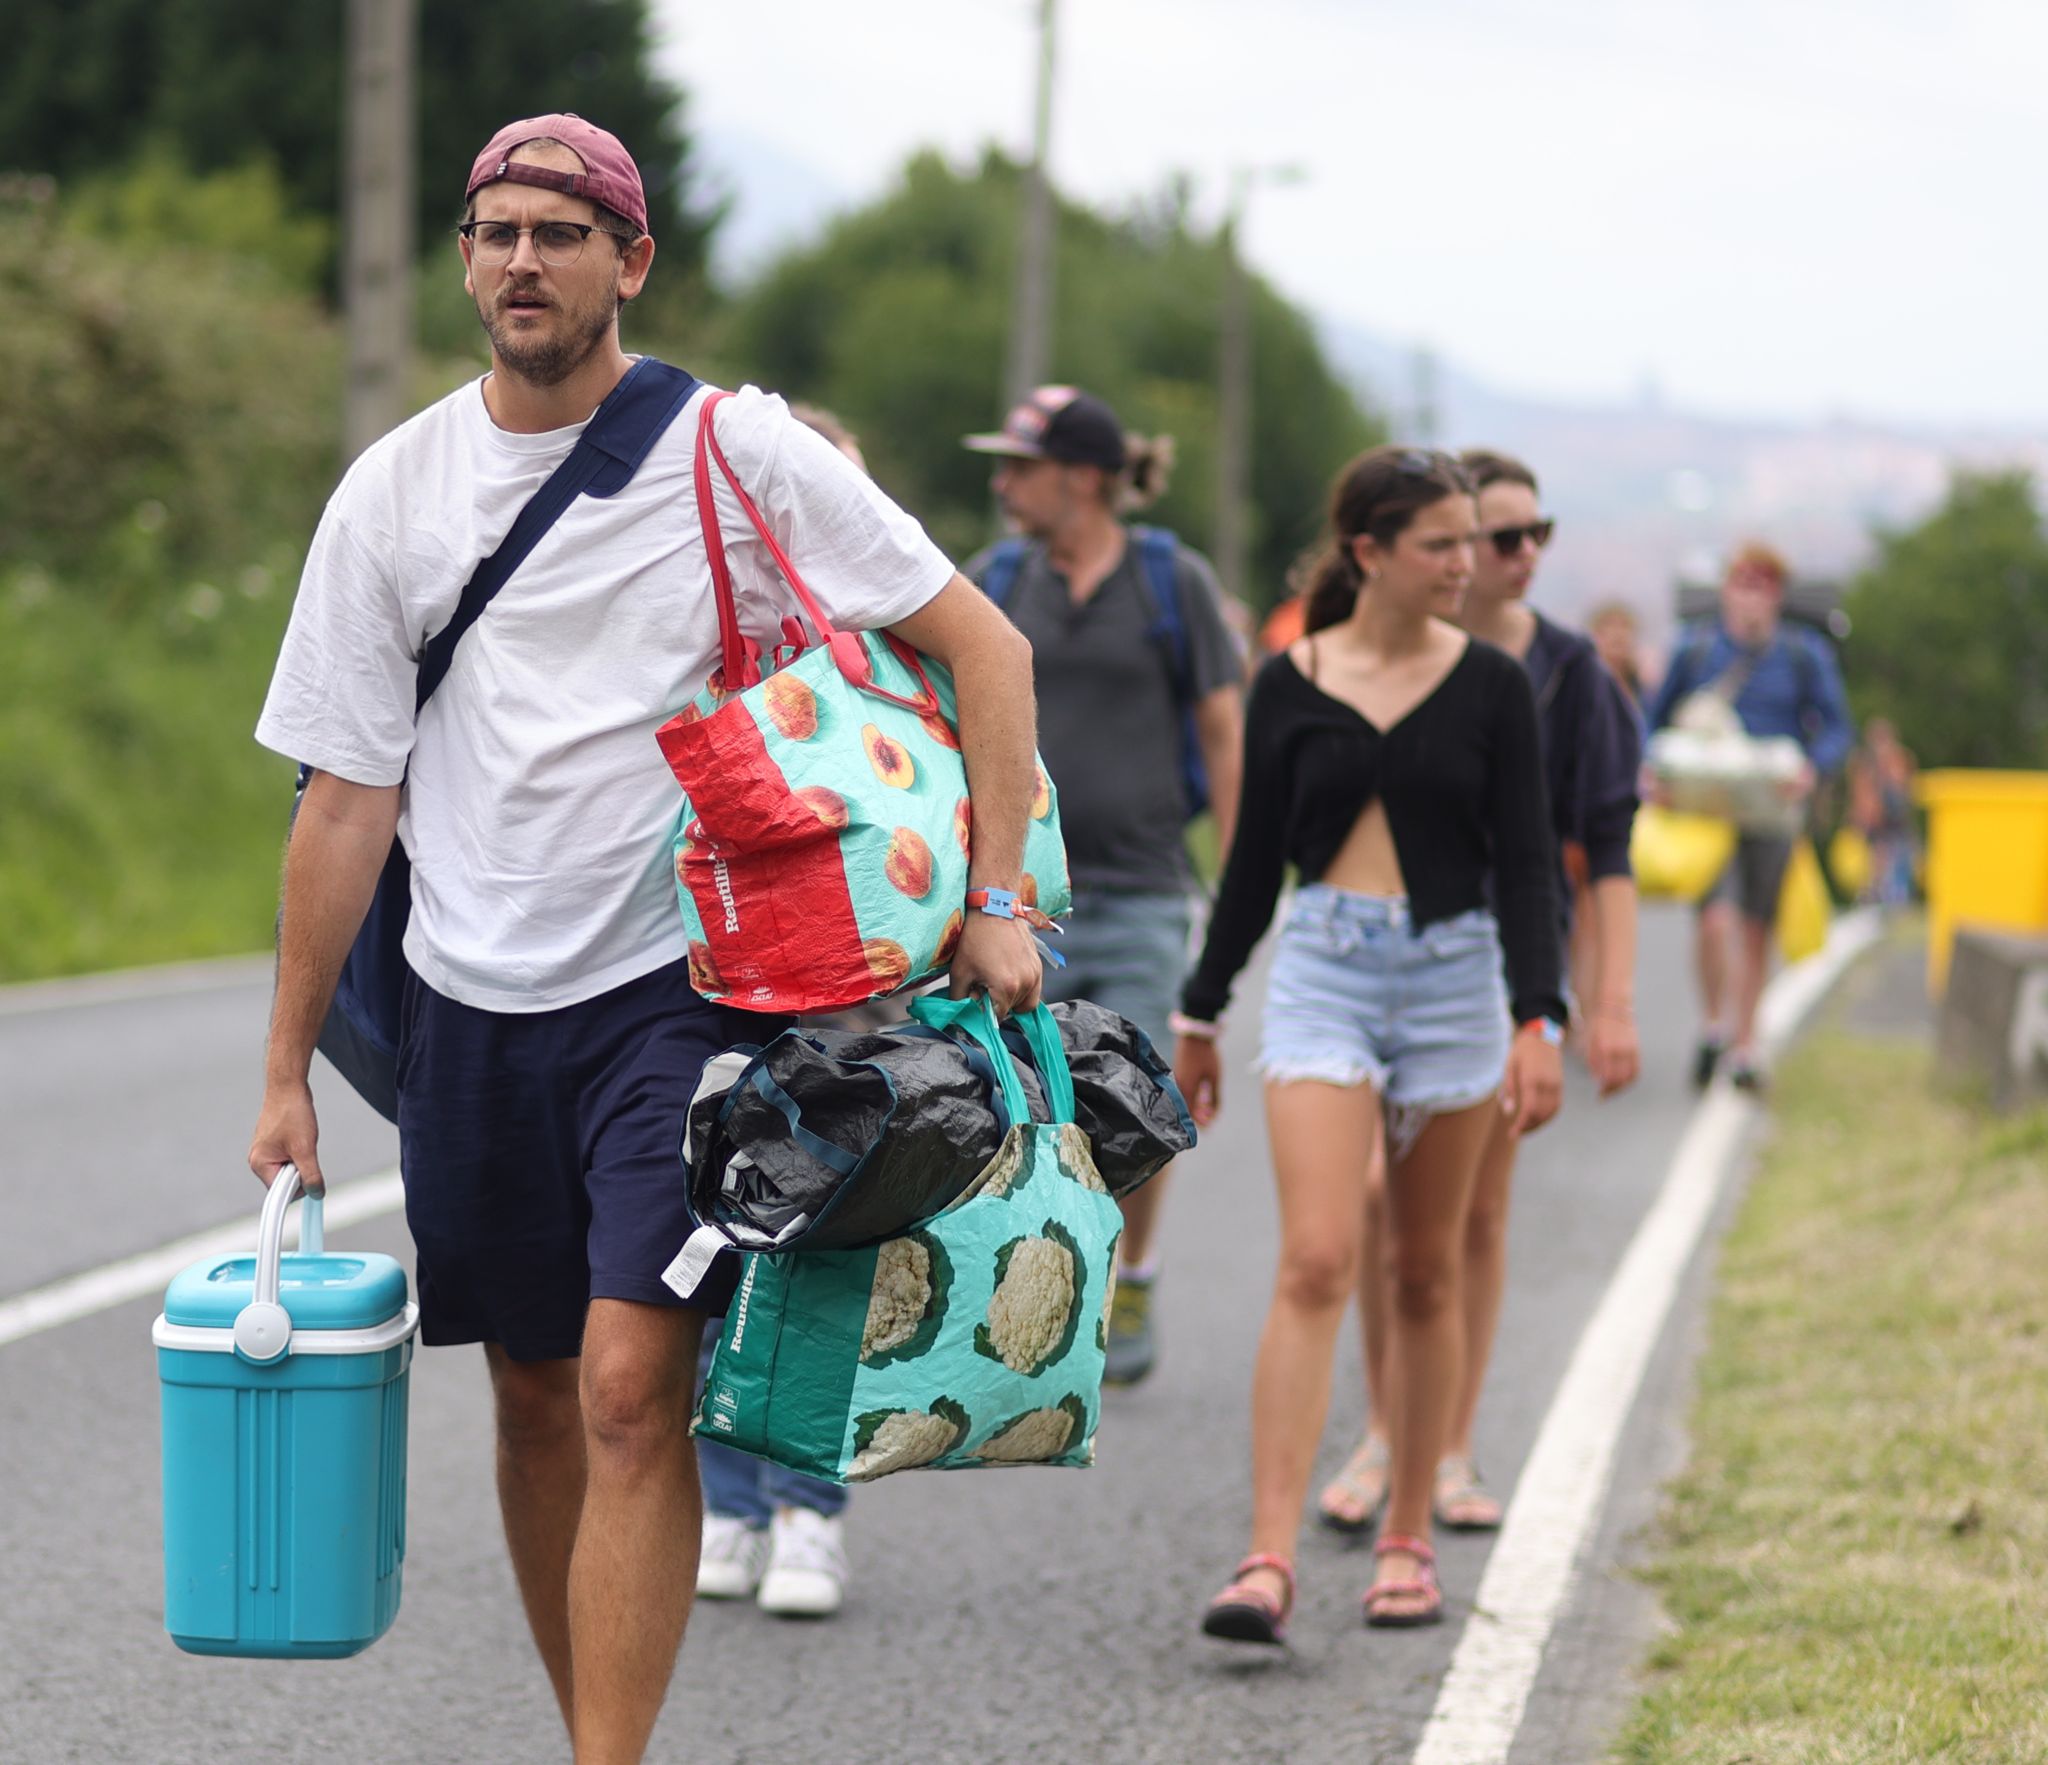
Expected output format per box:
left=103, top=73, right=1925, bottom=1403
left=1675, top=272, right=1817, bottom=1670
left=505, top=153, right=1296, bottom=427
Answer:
left=681, top=1001, right=1193, bottom=1258
left=1002, top=999, right=1196, bottom=1196
left=684, top=1023, right=1029, bottom=1255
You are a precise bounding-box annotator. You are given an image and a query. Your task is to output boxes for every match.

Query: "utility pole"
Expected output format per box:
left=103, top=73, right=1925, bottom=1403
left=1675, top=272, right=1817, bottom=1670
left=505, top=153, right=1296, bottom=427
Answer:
left=1214, top=178, right=1252, bottom=605
left=342, top=0, right=416, bottom=464
left=1003, top=0, right=1057, bottom=407
left=1409, top=345, right=1441, bottom=444
left=1214, top=165, right=1305, bottom=605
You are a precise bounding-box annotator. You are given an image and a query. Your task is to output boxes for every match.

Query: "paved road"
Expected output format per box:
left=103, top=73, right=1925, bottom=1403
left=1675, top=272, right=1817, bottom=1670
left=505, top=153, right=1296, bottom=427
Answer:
left=0, top=910, right=1726, bottom=1764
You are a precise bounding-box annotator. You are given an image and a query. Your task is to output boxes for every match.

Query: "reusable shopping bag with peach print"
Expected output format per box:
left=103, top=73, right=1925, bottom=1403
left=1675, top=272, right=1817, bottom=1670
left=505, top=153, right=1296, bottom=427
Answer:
left=657, top=391, right=1071, bottom=1014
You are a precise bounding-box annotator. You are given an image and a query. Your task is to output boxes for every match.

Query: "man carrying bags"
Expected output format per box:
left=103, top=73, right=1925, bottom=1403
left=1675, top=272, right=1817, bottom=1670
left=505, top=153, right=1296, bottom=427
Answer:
left=249, top=113, right=1042, bottom=1764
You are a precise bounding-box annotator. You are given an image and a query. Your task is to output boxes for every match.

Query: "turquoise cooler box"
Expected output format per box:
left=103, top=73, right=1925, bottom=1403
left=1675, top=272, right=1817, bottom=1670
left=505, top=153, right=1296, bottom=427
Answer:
left=154, top=1167, right=418, bottom=1659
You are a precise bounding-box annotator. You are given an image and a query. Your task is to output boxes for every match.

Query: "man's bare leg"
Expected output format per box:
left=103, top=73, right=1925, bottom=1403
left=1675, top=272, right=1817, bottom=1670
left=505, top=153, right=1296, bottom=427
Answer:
left=1730, top=914, right=1774, bottom=1061
left=1696, top=900, right=1733, bottom=1038
left=486, top=1345, right=586, bottom=1734
left=1117, top=1160, right=1171, bottom=1269
left=569, top=1299, right=706, bottom=1765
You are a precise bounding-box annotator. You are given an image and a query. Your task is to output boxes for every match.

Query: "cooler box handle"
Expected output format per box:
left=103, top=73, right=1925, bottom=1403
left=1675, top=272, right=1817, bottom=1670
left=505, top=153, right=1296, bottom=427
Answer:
left=232, top=1165, right=324, bottom=1364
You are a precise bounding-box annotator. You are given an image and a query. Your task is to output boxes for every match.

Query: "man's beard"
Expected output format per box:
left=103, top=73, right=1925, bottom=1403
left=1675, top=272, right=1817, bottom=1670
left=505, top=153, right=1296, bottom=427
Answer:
left=478, top=281, right=618, bottom=388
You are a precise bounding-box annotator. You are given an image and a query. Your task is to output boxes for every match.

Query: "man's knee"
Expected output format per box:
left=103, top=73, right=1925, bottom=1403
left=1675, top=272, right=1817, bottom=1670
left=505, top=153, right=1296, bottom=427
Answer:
left=487, top=1348, right=582, bottom=1455
left=580, top=1304, right=699, bottom=1462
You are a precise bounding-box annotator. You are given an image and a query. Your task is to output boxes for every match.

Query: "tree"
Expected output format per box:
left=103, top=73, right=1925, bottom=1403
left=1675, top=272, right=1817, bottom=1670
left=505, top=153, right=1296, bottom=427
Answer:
left=0, top=190, right=338, bottom=590
left=0, top=0, right=717, bottom=293
left=1843, top=471, right=2048, bottom=768
left=703, top=151, right=1379, bottom=604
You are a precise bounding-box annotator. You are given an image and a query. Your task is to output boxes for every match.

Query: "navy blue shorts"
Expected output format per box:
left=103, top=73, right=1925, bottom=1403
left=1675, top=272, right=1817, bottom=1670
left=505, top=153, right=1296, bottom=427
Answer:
left=396, top=958, right=776, bottom=1363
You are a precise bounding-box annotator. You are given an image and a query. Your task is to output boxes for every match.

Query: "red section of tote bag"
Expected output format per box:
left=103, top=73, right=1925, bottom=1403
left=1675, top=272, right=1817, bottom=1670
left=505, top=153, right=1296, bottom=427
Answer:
left=662, top=704, right=869, bottom=1011
left=655, top=388, right=951, bottom=1012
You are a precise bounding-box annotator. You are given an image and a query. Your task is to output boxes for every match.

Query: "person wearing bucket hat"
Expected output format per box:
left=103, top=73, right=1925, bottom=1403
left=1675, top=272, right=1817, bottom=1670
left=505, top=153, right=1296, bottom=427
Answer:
left=964, top=385, right=1247, bottom=1387
left=251, top=114, right=1044, bottom=1762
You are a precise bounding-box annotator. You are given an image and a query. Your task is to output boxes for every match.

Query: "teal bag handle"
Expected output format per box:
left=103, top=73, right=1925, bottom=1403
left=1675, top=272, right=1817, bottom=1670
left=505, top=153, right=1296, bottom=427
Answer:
left=908, top=994, right=1076, bottom=1127
left=1007, top=1006, right=1076, bottom=1125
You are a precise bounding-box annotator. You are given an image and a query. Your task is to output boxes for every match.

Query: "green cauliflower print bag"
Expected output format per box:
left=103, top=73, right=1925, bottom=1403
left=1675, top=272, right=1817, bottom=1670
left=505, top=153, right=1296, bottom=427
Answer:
left=693, top=994, right=1123, bottom=1482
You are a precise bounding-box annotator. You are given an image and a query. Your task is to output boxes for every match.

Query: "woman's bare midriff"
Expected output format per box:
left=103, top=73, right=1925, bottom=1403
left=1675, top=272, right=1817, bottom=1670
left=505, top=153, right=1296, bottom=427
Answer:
left=1319, top=798, right=1406, bottom=898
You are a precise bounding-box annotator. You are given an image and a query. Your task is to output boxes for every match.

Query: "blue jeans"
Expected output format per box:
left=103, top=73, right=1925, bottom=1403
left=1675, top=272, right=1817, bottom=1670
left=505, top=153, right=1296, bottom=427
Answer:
left=694, top=1336, right=847, bottom=1524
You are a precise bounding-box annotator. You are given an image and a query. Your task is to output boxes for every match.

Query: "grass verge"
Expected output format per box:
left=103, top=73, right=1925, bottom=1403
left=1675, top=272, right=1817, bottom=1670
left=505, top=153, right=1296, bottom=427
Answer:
left=1615, top=1031, right=2048, bottom=1764
left=0, top=584, right=297, bottom=982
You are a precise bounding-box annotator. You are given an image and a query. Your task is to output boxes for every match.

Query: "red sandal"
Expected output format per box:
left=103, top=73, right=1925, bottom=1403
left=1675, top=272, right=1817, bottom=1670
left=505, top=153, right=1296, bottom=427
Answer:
left=1363, top=1532, right=1442, bottom=1628
left=1201, top=1552, right=1295, bottom=1646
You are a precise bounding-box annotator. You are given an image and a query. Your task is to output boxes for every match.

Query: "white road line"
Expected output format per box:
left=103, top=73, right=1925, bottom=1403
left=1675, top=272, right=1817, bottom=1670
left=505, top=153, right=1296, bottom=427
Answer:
left=1411, top=907, right=1883, bottom=1765
left=0, top=1168, right=406, bottom=1351
left=0, top=953, right=272, bottom=1018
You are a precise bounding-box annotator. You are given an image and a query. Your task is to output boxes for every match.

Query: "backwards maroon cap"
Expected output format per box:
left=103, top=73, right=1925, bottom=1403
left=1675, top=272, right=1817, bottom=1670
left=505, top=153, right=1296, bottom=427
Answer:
left=465, top=113, right=648, bottom=236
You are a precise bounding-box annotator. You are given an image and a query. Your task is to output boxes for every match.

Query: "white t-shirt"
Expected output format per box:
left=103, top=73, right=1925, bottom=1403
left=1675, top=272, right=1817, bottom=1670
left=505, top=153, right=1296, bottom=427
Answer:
left=256, top=374, right=955, bottom=1012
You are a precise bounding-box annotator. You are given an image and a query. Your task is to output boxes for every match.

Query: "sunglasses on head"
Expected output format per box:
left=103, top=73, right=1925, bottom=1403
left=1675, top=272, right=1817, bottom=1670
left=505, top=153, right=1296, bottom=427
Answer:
left=1484, top=519, right=1555, bottom=557
left=1390, top=447, right=1474, bottom=493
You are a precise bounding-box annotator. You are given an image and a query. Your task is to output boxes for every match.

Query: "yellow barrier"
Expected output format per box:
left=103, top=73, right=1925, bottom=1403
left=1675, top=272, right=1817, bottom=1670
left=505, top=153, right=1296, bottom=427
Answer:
left=1917, top=770, right=2048, bottom=992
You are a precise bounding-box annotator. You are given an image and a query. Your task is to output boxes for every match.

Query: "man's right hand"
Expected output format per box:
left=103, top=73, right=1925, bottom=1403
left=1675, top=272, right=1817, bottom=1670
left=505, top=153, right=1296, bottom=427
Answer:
left=250, top=1079, right=324, bottom=1195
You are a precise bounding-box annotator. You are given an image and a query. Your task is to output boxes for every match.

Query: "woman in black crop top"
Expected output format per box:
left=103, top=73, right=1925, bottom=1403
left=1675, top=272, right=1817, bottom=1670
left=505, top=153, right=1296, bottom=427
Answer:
left=1185, top=448, right=1566, bottom=1644
left=1323, top=448, right=1642, bottom=1542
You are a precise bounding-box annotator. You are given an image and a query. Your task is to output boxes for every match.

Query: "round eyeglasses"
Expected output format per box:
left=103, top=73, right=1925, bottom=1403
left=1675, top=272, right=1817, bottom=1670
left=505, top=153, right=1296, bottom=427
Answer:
left=457, top=220, right=633, bottom=267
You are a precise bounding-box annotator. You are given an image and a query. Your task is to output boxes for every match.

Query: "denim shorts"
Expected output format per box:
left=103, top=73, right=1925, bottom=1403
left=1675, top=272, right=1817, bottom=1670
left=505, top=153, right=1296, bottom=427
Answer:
left=1039, top=887, right=1193, bottom=1055
left=397, top=958, right=778, bottom=1362
left=1257, top=886, right=1510, bottom=1114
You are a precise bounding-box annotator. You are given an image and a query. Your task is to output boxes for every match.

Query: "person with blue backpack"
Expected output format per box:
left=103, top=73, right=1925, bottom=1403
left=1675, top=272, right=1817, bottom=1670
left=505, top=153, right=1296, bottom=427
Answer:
left=247, top=116, right=1045, bottom=1765
left=964, top=385, right=1246, bottom=1385
left=1644, top=543, right=1853, bottom=1090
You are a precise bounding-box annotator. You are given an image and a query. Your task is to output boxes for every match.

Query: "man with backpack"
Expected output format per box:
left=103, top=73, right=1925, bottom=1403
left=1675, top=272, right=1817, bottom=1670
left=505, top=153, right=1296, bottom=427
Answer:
left=964, top=385, right=1245, bottom=1384
left=248, top=115, right=1043, bottom=1764
left=1646, top=543, right=1853, bottom=1090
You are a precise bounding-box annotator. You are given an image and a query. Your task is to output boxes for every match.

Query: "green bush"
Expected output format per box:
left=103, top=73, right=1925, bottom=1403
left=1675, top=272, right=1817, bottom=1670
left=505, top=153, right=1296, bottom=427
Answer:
left=0, top=174, right=342, bottom=980
left=0, top=189, right=340, bottom=592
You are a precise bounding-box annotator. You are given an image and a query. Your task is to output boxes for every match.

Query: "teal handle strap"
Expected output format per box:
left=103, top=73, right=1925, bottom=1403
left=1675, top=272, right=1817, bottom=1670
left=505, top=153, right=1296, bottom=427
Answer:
left=907, top=995, right=1075, bottom=1127
left=1009, top=1006, right=1076, bottom=1125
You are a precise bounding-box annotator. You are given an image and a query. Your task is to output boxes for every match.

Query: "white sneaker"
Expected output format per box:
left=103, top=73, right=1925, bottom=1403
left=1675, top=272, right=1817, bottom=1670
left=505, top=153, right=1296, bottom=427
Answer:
left=696, top=1514, right=769, bottom=1600
left=756, top=1507, right=847, bottom=1618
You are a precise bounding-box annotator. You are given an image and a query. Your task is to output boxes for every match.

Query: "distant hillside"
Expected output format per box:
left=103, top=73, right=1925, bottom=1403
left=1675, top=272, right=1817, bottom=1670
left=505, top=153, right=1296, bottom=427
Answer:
left=1323, top=322, right=2047, bottom=649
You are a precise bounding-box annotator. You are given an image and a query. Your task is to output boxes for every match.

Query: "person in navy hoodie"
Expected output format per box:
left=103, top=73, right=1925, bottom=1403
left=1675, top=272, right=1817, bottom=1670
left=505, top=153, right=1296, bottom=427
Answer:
left=1645, top=544, right=1853, bottom=1090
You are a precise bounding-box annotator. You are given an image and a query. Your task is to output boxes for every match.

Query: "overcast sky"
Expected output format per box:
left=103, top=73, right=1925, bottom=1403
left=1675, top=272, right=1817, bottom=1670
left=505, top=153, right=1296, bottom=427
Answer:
left=656, top=0, right=2045, bottom=430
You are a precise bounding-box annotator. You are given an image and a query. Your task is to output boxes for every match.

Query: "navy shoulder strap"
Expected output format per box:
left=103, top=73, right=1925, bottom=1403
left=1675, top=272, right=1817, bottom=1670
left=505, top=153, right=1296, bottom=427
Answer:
left=1128, top=525, right=1212, bottom=820
left=1129, top=525, right=1194, bottom=704
left=980, top=536, right=1031, bottom=609
left=414, top=357, right=699, bottom=709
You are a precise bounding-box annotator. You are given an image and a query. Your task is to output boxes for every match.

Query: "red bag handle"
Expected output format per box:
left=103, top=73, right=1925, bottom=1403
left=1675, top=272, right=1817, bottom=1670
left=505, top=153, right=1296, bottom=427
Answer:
left=692, top=391, right=942, bottom=716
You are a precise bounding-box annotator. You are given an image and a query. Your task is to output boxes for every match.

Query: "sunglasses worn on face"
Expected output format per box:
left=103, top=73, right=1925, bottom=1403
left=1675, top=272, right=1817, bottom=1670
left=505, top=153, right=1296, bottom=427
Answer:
left=1485, top=519, right=1555, bottom=557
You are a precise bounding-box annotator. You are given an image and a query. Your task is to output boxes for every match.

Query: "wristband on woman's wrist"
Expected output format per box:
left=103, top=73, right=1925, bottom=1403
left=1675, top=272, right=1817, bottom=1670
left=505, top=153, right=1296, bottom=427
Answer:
left=1518, top=1017, right=1566, bottom=1048
left=1168, top=1010, right=1222, bottom=1042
